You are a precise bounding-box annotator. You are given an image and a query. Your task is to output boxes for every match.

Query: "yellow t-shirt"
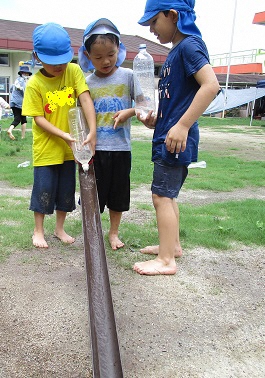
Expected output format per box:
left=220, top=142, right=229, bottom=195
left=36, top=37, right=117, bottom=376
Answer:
left=22, top=63, right=89, bottom=166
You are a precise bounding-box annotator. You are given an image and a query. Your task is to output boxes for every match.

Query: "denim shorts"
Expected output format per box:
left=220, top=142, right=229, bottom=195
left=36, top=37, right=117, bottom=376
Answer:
left=29, top=161, right=76, bottom=214
left=151, top=159, right=188, bottom=198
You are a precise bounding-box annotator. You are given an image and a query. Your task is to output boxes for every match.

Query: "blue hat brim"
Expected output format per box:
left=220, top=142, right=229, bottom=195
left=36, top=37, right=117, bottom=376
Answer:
left=35, top=48, right=74, bottom=65
left=138, top=11, right=159, bottom=26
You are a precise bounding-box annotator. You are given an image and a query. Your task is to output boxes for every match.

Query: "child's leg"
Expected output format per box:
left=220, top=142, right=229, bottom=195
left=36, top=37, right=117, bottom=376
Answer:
left=140, top=199, right=182, bottom=257
left=21, top=123, right=26, bottom=139
left=7, top=125, right=15, bottom=140
left=32, top=212, right=48, bottom=248
left=109, top=209, right=124, bottom=250
left=54, top=210, right=75, bottom=244
left=133, top=197, right=177, bottom=275
left=133, top=194, right=178, bottom=275
left=21, top=115, right=27, bottom=139
left=54, top=161, right=76, bottom=244
left=7, top=107, right=20, bottom=140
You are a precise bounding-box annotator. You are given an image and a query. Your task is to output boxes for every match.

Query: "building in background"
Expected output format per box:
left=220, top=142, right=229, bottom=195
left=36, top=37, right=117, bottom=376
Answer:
left=210, top=11, right=265, bottom=84
left=1, top=16, right=264, bottom=118
left=0, top=19, right=169, bottom=103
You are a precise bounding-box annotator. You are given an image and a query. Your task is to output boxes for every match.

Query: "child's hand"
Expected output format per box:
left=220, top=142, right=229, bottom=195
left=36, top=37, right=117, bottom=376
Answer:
left=63, top=132, right=76, bottom=149
left=113, top=109, right=132, bottom=129
left=135, top=110, right=156, bottom=129
left=165, top=124, right=189, bottom=153
left=83, top=134, right=96, bottom=155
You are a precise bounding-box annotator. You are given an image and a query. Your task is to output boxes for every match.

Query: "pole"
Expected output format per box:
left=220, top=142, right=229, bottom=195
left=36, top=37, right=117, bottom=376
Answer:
left=222, top=0, right=238, bottom=118
left=78, top=162, right=123, bottom=378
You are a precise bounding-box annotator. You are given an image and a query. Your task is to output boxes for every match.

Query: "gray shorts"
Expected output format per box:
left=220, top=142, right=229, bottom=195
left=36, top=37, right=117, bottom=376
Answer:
left=151, top=159, right=188, bottom=199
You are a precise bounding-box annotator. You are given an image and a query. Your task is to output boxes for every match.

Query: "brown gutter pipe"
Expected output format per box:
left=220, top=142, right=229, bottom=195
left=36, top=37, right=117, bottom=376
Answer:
left=78, top=163, right=123, bottom=377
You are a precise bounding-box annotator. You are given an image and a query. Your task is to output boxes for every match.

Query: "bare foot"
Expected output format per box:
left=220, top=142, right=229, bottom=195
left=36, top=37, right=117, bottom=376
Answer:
left=7, top=130, right=15, bottom=140
left=140, top=245, right=182, bottom=258
left=54, top=231, right=75, bottom=244
left=133, top=258, right=177, bottom=276
left=32, top=231, right=48, bottom=248
left=109, top=234, right=124, bottom=250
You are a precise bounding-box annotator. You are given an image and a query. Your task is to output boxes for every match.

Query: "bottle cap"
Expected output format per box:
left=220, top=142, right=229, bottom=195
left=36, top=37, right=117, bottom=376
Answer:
left=82, top=162, right=89, bottom=172
left=139, top=44, right=146, bottom=49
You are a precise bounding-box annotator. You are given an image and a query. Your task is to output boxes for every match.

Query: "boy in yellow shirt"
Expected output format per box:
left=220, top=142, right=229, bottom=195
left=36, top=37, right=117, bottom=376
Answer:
left=23, top=22, right=96, bottom=248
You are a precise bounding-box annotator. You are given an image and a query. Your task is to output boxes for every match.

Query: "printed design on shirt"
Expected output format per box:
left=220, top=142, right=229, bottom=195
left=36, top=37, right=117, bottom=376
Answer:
left=92, top=84, right=126, bottom=128
left=44, top=87, right=75, bottom=114
left=158, top=62, right=172, bottom=118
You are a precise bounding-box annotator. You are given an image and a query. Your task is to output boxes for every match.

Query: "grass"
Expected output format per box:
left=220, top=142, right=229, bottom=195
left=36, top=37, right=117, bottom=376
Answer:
left=0, top=116, right=264, bottom=264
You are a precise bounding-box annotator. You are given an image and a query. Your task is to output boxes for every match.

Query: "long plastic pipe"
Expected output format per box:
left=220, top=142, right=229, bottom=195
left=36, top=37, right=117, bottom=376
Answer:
left=78, top=163, right=123, bottom=378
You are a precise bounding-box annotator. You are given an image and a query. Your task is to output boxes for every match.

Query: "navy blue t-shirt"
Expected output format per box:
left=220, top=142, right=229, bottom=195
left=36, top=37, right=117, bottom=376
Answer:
left=153, top=35, right=210, bottom=166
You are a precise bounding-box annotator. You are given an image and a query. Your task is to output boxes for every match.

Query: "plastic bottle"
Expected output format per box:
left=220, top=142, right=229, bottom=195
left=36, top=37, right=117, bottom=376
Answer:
left=17, top=161, right=30, bottom=168
left=188, top=161, right=207, bottom=169
left=68, top=107, right=92, bottom=172
left=133, top=44, right=156, bottom=119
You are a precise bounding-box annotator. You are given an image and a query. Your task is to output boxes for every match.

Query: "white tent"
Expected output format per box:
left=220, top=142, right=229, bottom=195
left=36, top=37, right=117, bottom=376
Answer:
left=203, top=81, right=265, bottom=117
left=250, top=80, right=265, bottom=125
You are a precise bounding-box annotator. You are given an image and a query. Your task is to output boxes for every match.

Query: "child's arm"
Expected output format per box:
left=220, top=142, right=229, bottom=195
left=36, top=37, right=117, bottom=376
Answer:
left=165, top=64, right=219, bottom=154
left=34, top=116, right=76, bottom=147
left=78, top=91, right=97, bottom=154
left=113, top=108, right=135, bottom=129
left=0, top=97, right=10, bottom=109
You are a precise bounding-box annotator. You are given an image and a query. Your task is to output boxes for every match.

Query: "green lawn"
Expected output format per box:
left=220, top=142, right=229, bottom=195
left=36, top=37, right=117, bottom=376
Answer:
left=0, top=116, right=264, bottom=264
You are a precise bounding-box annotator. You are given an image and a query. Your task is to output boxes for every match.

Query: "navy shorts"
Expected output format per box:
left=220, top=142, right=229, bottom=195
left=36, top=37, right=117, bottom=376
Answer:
left=29, top=161, right=76, bottom=214
left=151, top=159, right=188, bottom=198
left=93, top=151, right=131, bottom=213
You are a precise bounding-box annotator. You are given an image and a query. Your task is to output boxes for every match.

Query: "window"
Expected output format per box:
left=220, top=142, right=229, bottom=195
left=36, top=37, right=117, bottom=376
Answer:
left=0, top=53, right=9, bottom=66
left=0, top=77, right=10, bottom=102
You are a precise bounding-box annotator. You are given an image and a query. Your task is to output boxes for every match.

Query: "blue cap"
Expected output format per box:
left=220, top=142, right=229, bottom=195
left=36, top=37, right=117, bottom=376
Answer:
left=33, top=22, right=74, bottom=65
left=138, top=0, right=201, bottom=38
left=78, top=18, right=126, bottom=72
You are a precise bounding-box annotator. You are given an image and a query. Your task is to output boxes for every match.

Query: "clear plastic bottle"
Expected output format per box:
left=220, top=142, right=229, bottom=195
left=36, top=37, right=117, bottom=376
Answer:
left=133, top=44, right=156, bottom=119
left=188, top=161, right=207, bottom=169
left=17, top=161, right=30, bottom=168
left=68, top=107, right=92, bottom=172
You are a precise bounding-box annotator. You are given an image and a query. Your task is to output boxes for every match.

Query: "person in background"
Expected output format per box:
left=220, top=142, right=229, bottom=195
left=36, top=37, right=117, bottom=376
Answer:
left=7, top=65, right=32, bottom=140
left=22, top=22, right=96, bottom=249
left=0, top=96, right=10, bottom=122
left=79, top=18, right=135, bottom=250
left=133, top=0, right=220, bottom=275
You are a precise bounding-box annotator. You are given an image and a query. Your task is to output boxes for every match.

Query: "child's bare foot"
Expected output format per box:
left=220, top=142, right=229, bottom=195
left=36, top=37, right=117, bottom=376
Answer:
left=54, top=231, right=75, bottom=244
left=133, top=258, right=177, bottom=276
left=32, top=231, right=48, bottom=248
left=140, top=245, right=182, bottom=258
left=109, top=234, right=124, bottom=250
left=7, top=130, right=15, bottom=140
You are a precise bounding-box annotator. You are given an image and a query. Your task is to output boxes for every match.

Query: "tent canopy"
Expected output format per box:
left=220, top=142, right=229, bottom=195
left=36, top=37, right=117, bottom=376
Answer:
left=204, top=80, right=265, bottom=115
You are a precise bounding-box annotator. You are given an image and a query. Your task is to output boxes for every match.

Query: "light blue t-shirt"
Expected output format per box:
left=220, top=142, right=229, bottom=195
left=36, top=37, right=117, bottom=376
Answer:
left=10, top=76, right=27, bottom=109
left=86, top=67, right=134, bottom=151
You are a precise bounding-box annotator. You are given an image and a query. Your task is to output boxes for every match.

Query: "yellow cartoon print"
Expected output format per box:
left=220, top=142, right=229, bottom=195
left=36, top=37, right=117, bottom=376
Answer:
left=44, top=87, right=75, bottom=114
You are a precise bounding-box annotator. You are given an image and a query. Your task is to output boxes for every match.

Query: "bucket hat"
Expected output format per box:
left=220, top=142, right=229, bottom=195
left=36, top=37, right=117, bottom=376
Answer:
left=78, top=18, right=126, bottom=72
left=18, top=65, right=32, bottom=76
left=32, top=22, right=74, bottom=65
left=138, top=0, right=201, bottom=38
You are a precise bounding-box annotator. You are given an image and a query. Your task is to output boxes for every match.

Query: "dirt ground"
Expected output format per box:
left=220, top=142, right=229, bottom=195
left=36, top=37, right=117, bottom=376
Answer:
left=0, top=125, right=264, bottom=378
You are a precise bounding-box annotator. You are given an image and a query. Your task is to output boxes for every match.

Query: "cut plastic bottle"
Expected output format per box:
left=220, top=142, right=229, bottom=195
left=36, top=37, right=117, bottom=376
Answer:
left=133, top=44, right=156, bottom=120
left=68, top=107, right=92, bottom=172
